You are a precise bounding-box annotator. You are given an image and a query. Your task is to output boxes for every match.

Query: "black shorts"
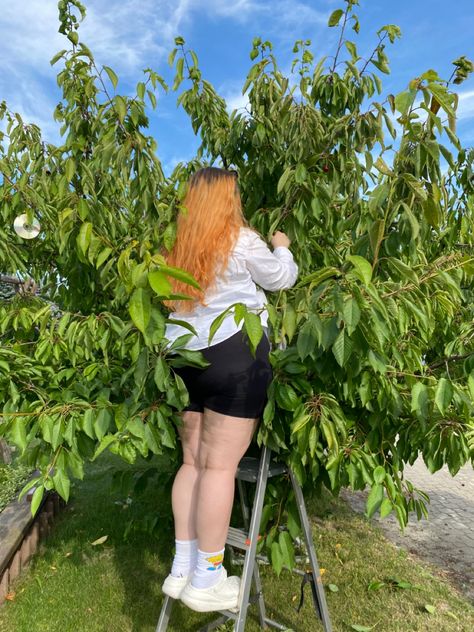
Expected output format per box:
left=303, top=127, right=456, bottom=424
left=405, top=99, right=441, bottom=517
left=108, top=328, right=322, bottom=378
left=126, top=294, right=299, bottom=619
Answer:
left=173, top=330, right=273, bottom=418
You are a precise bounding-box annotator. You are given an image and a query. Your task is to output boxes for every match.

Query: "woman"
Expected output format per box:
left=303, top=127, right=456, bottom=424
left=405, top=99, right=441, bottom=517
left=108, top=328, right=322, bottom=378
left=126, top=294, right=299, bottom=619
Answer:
left=161, top=166, right=298, bottom=613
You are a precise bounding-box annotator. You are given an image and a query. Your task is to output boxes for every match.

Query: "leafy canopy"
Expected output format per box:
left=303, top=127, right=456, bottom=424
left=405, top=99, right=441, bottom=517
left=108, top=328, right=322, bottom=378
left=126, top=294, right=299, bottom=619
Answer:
left=1, top=0, right=474, bottom=570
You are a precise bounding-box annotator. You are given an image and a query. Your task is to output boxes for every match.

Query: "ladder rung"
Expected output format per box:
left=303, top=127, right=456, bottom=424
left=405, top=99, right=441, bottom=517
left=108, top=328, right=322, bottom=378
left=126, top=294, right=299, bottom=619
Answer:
left=226, top=526, right=262, bottom=550
left=236, top=457, right=287, bottom=482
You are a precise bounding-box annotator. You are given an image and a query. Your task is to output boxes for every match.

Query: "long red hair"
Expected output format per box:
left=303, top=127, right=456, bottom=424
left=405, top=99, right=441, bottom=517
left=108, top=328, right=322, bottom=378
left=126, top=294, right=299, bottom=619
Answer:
left=165, top=167, right=246, bottom=312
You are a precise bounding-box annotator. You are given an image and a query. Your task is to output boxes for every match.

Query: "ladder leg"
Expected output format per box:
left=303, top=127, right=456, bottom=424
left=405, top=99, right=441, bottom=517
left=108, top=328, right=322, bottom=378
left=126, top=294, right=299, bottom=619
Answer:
left=155, top=595, right=174, bottom=632
left=233, top=444, right=272, bottom=632
left=289, top=469, right=333, bottom=632
left=237, top=477, right=251, bottom=528
left=237, top=477, right=268, bottom=628
left=252, top=553, right=268, bottom=628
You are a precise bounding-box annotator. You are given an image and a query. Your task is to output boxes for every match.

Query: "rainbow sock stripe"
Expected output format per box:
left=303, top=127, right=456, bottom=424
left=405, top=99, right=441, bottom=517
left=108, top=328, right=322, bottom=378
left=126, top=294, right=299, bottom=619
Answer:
left=205, top=553, right=224, bottom=571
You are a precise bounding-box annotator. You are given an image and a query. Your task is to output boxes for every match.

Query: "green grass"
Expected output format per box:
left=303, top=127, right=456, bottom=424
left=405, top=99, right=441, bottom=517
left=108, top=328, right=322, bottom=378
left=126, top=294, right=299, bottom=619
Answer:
left=0, top=450, right=473, bottom=632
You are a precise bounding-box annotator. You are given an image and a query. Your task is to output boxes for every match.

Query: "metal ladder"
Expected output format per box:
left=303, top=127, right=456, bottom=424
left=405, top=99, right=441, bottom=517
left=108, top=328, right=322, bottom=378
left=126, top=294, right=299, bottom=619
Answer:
left=156, top=444, right=332, bottom=632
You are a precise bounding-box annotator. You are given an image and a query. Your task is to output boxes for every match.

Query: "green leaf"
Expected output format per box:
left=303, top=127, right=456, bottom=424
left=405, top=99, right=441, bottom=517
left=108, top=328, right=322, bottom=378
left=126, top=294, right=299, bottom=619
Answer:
left=52, top=469, right=71, bottom=502
left=271, top=541, right=283, bottom=576
left=345, top=41, right=357, bottom=59
left=30, top=484, right=45, bottom=517
left=350, top=625, right=374, bottom=632
left=424, top=604, right=436, bottom=614
left=394, top=89, right=416, bottom=115
left=332, top=330, right=353, bottom=367
left=275, top=383, right=300, bottom=411
left=159, top=264, right=200, bottom=289
left=373, top=465, right=386, bottom=484
left=428, top=82, right=455, bottom=118
left=166, top=319, right=198, bottom=337
left=282, top=304, right=297, bottom=342
left=346, top=255, right=372, bottom=285
left=411, top=382, right=429, bottom=419
left=137, top=81, right=146, bottom=100
left=91, top=435, right=117, bottom=461
left=82, top=409, right=95, bottom=439
left=129, top=288, right=151, bottom=334
left=77, top=222, right=92, bottom=256
left=154, top=356, right=170, bottom=391
left=168, top=349, right=210, bottom=369
left=10, top=417, right=27, bottom=451
left=115, top=95, right=127, bottom=123
left=279, top=530, right=296, bottom=570
left=297, top=319, right=318, bottom=360
left=367, top=580, right=386, bottom=591
left=388, top=257, right=419, bottom=284
left=94, top=409, right=111, bottom=441
left=17, top=477, right=42, bottom=502
left=295, top=163, right=307, bottom=184
left=50, top=49, right=67, bottom=66
left=328, top=583, right=339, bottom=592
left=103, top=65, right=118, bottom=89
left=208, top=307, right=232, bottom=345
left=435, top=377, right=453, bottom=415
left=328, top=9, right=344, bottom=27
left=379, top=497, right=393, bottom=518
left=296, top=266, right=340, bottom=288
left=277, top=167, right=293, bottom=194
left=342, top=298, right=361, bottom=334
left=148, top=270, right=172, bottom=296
left=468, top=373, right=474, bottom=402
left=369, top=219, right=385, bottom=257
left=291, top=412, right=312, bottom=433
left=366, top=483, right=384, bottom=518
left=67, top=31, right=79, bottom=46
left=243, top=311, right=263, bottom=354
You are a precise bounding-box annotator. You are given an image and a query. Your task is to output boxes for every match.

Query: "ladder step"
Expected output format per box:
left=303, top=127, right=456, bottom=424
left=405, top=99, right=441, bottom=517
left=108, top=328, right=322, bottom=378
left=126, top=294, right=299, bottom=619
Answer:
left=236, top=457, right=287, bottom=482
left=226, top=526, right=262, bottom=550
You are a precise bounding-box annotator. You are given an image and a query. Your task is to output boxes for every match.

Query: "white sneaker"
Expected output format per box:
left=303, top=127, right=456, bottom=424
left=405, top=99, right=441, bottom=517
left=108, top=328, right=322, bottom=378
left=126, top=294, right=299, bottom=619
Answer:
left=180, top=568, right=241, bottom=612
left=162, top=573, right=192, bottom=599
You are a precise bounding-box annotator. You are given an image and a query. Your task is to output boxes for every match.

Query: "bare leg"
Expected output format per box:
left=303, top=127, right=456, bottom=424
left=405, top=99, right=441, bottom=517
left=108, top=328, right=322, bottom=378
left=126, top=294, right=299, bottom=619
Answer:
left=196, top=408, right=258, bottom=552
left=171, top=410, right=203, bottom=540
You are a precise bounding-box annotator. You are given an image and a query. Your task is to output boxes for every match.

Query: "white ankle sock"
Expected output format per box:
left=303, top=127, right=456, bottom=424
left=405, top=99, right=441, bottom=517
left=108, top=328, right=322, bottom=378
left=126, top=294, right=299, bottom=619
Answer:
left=170, top=538, right=198, bottom=578
left=191, top=547, right=225, bottom=589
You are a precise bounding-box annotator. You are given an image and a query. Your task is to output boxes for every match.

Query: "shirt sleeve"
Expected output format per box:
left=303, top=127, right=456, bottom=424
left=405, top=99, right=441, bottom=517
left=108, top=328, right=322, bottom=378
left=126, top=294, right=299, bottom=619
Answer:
left=242, top=230, right=299, bottom=291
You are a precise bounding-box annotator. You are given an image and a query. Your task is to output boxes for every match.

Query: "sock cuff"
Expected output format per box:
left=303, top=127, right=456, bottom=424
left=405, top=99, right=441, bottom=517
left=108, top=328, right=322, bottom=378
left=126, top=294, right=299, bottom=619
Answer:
left=197, top=547, right=225, bottom=555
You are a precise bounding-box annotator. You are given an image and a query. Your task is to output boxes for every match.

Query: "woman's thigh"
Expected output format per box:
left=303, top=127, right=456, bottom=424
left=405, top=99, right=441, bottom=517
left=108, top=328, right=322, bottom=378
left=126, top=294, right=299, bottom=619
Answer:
left=198, top=407, right=258, bottom=471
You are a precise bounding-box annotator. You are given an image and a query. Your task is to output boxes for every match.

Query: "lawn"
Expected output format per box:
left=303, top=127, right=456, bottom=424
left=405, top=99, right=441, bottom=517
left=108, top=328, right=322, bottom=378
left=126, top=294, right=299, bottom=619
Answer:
left=0, top=449, right=473, bottom=632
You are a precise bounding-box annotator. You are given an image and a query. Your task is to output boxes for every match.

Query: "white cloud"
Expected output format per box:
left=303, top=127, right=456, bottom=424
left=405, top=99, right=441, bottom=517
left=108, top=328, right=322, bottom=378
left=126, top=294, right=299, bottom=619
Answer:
left=0, top=0, right=329, bottom=143
left=0, top=0, right=193, bottom=141
left=221, top=82, right=250, bottom=113
left=457, top=90, right=474, bottom=121
left=207, top=0, right=327, bottom=30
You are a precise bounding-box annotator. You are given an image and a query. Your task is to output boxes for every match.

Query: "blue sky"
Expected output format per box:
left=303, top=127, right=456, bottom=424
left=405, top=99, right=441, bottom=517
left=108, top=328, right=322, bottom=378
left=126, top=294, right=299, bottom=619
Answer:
left=1, top=0, right=473, bottom=176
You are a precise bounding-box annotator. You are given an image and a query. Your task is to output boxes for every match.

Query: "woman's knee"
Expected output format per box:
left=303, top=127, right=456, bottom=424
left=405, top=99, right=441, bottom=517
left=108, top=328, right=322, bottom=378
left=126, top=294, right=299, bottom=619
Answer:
left=198, top=410, right=258, bottom=471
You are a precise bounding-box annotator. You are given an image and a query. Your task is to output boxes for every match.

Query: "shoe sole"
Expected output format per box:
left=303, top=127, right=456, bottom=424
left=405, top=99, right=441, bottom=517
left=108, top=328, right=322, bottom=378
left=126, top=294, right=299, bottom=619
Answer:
left=180, top=587, right=239, bottom=613
left=162, top=586, right=185, bottom=600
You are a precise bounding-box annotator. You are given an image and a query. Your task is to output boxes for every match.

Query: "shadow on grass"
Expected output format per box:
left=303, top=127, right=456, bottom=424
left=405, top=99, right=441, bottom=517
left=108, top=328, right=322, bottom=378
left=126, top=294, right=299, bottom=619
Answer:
left=2, top=446, right=473, bottom=632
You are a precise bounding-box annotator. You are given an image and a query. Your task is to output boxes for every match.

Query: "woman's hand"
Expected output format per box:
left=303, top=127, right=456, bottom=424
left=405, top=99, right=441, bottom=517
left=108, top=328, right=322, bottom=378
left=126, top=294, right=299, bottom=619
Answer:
left=271, top=231, right=291, bottom=249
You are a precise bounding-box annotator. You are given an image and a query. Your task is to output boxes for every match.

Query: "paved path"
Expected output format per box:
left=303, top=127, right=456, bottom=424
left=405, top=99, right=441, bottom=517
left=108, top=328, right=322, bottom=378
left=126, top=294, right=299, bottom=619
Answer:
left=341, top=460, right=474, bottom=602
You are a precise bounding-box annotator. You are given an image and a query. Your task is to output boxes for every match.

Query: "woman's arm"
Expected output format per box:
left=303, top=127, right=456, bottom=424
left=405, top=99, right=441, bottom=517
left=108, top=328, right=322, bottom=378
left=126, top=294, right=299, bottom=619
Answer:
left=243, top=230, right=298, bottom=291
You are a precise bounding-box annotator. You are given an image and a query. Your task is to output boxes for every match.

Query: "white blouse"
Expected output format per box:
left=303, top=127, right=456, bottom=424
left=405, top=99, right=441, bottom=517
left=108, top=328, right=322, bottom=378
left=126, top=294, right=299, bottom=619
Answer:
left=164, top=226, right=299, bottom=350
